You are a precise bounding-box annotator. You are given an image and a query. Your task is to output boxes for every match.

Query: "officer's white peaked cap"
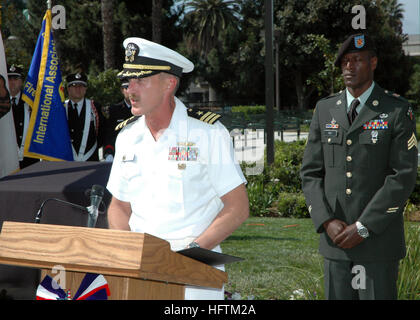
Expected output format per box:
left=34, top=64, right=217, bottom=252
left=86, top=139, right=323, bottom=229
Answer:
left=118, top=37, right=194, bottom=79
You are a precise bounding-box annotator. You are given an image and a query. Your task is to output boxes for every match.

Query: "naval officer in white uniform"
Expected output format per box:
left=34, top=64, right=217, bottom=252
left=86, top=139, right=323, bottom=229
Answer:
left=106, top=37, right=249, bottom=300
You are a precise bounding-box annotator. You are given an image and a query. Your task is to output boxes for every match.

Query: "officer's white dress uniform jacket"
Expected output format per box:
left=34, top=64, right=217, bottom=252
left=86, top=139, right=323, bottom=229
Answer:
left=107, top=97, right=246, bottom=299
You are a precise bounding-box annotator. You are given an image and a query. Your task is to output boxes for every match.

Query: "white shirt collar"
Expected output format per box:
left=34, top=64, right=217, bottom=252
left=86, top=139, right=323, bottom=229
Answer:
left=158, top=97, right=187, bottom=144
left=11, top=91, right=22, bottom=101
left=70, top=98, right=84, bottom=115
left=346, top=81, right=375, bottom=112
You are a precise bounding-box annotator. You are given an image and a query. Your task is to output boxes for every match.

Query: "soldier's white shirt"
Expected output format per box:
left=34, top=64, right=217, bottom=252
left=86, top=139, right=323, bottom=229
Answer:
left=107, top=97, right=246, bottom=244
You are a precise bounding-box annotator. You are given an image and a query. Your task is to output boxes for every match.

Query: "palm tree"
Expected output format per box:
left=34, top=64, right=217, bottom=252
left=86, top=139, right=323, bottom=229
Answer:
left=183, top=0, right=240, bottom=57
left=381, top=0, right=405, bottom=35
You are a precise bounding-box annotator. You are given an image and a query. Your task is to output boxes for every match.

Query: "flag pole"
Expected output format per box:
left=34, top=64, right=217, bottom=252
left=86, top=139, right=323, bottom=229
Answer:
left=47, top=0, right=52, bottom=10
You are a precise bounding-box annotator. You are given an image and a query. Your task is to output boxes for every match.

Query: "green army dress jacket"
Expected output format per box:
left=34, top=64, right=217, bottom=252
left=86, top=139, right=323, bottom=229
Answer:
left=300, top=83, right=417, bottom=261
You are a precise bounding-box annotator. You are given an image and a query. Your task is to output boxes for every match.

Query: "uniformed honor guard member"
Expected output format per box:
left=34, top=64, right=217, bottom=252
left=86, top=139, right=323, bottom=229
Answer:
left=300, top=34, right=417, bottom=300
left=106, top=38, right=249, bottom=299
left=65, top=72, right=106, bottom=161
left=103, top=81, right=132, bottom=161
left=8, top=65, right=40, bottom=169
left=0, top=74, right=10, bottom=119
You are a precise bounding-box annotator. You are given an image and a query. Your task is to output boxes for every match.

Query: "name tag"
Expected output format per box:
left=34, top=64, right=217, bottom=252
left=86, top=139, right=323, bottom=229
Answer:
left=122, top=152, right=135, bottom=162
left=324, top=130, right=338, bottom=137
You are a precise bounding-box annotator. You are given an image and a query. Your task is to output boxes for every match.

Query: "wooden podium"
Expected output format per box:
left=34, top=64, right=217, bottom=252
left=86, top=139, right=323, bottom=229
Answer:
left=0, top=222, right=227, bottom=300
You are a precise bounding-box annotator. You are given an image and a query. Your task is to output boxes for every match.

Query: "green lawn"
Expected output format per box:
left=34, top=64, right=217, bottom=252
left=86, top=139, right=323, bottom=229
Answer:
left=222, top=217, right=323, bottom=300
left=222, top=217, right=420, bottom=300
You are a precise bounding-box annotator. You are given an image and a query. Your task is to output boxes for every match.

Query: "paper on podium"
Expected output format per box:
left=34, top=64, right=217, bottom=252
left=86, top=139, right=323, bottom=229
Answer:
left=177, top=247, right=243, bottom=266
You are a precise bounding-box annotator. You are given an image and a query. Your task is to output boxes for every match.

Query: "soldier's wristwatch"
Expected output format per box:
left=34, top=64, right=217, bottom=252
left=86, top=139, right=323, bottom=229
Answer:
left=356, top=221, right=369, bottom=238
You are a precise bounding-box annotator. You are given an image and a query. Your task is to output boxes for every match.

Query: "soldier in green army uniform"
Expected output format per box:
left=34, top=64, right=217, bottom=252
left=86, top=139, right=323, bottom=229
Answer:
left=300, top=33, right=417, bottom=300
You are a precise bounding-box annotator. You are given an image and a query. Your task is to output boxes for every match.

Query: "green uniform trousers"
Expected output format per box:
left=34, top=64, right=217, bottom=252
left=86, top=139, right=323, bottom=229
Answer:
left=324, top=258, right=400, bottom=300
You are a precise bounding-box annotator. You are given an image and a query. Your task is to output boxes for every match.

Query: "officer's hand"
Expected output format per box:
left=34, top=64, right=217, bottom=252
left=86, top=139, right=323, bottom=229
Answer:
left=323, top=219, right=348, bottom=242
left=333, top=223, right=364, bottom=249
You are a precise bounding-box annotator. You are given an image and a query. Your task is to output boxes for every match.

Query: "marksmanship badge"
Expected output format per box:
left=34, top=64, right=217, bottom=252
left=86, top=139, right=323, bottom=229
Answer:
left=371, top=130, right=378, bottom=144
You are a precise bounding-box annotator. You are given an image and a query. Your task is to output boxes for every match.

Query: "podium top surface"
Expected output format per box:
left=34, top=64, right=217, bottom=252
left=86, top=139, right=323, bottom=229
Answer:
left=0, top=222, right=227, bottom=288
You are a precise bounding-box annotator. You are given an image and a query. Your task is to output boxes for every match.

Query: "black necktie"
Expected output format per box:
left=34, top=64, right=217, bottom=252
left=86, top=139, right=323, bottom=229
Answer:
left=73, top=102, right=79, bottom=117
left=11, top=97, right=17, bottom=108
left=348, top=99, right=360, bottom=125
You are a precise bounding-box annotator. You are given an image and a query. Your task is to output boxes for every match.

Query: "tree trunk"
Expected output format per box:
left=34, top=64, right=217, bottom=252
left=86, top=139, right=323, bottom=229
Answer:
left=101, top=0, right=114, bottom=70
left=293, top=69, right=316, bottom=110
left=152, top=0, right=162, bottom=43
left=294, top=70, right=305, bottom=110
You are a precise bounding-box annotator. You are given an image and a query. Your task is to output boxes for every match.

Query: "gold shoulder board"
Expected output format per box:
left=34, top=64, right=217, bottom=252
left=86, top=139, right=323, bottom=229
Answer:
left=187, top=108, right=222, bottom=125
left=115, top=116, right=141, bottom=131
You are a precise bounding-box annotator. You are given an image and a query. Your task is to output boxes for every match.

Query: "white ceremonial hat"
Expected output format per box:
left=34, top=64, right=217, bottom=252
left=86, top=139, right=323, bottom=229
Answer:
left=118, top=37, right=194, bottom=79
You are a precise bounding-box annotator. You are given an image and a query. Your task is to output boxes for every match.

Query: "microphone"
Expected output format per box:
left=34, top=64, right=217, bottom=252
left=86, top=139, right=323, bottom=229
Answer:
left=35, top=198, right=88, bottom=224
left=86, top=184, right=104, bottom=228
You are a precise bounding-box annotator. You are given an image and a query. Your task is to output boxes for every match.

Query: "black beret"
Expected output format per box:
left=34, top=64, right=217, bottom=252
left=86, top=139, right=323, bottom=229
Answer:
left=335, top=34, right=376, bottom=67
left=66, top=72, right=88, bottom=86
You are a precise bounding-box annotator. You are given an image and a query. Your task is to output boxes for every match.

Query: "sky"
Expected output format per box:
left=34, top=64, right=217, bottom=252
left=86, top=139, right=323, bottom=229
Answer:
left=400, top=0, right=420, bottom=34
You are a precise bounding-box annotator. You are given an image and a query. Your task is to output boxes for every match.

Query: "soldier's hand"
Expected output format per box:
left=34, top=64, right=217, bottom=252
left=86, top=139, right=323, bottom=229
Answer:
left=333, top=223, right=364, bottom=249
left=323, top=219, right=348, bottom=241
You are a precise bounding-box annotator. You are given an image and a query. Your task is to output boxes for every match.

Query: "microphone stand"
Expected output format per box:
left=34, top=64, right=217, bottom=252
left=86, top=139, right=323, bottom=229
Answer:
left=35, top=198, right=89, bottom=224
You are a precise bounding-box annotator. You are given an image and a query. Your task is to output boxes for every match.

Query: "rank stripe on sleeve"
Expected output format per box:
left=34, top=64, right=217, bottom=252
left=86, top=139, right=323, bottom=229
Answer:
left=407, top=133, right=417, bottom=150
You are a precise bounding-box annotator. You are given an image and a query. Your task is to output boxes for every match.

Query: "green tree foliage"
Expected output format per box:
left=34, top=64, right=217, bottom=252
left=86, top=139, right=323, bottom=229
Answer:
left=3, top=0, right=182, bottom=74
left=274, top=0, right=412, bottom=109
left=407, top=62, right=420, bottom=108
left=179, top=0, right=412, bottom=107
left=183, top=0, right=240, bottom=56
left=180, top=0, right=266, bottom=103
left=2, top=0, right=414, bottom=109
left=85, top=69, right=122, bottom=108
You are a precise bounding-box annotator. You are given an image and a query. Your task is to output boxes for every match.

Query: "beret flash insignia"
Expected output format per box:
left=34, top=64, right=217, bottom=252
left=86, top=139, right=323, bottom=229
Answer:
left=354, top=35, right=365, bottom=49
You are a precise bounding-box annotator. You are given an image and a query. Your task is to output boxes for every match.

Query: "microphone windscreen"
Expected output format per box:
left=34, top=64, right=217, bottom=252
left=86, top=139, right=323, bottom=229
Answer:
left=91, top=185, right=104, bottom=197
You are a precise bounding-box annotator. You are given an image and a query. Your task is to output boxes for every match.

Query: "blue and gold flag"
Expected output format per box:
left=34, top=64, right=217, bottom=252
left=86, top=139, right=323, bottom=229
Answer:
left=22, top=9, right=73, bottom=161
